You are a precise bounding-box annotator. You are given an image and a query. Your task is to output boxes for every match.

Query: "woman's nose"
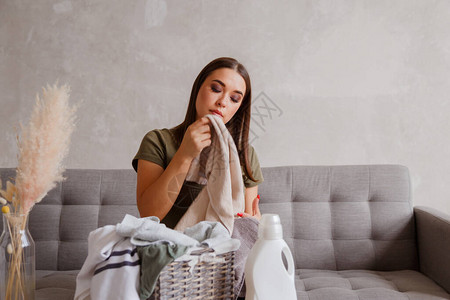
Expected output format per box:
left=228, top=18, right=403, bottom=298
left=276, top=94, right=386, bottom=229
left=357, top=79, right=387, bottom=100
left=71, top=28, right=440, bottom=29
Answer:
left=215, top=95, right=227, bottom=107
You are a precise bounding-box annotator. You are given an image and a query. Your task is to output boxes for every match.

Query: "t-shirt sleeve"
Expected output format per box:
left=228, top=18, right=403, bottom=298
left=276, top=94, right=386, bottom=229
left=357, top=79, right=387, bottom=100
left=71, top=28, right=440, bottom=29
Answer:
left=243, top=145, right=264, bottom=188
left=132, top=130, right=166, bottom=172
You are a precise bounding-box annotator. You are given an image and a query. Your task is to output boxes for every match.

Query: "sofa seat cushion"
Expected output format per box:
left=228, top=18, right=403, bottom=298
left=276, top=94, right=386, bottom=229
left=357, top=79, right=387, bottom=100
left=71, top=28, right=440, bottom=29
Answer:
left=296, top=269, right=450, bottom=300
left=36, top=270, right=77, bottom=300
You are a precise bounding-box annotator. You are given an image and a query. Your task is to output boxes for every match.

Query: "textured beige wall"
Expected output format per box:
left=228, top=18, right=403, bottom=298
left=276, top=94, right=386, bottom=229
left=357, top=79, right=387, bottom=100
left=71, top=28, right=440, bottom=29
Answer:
left=1, top=0, right=450, bottom=213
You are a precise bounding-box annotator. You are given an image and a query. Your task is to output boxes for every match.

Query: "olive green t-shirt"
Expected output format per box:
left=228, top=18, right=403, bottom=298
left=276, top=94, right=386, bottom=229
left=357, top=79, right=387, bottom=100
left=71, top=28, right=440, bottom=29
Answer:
left=132, top=127, right=264, bottom=228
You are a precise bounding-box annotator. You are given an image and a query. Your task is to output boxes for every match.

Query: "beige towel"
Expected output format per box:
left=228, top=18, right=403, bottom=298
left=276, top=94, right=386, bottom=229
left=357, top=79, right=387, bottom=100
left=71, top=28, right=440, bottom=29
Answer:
left=174, top=114, right=244, bottom=234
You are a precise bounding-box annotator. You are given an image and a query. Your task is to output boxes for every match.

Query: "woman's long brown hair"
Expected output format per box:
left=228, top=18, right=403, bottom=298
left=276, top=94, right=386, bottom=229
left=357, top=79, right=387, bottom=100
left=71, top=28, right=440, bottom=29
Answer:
left=172, top=57, right=257, bottom=182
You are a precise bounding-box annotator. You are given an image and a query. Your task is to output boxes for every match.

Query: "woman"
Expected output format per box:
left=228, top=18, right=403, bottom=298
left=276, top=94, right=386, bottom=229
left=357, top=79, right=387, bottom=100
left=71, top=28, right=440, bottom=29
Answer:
left=132, top=57, right=264, bottom=229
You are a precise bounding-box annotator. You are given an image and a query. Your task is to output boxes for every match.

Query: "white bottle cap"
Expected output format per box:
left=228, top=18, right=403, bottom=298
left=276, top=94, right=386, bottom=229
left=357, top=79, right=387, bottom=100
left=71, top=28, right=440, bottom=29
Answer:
left=258, top=214, right=283, bottom=240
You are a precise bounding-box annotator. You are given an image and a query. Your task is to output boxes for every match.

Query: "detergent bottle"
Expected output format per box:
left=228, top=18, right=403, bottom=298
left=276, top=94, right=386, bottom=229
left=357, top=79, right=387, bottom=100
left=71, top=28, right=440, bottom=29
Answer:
left=245, top=214, right=297, bottom=300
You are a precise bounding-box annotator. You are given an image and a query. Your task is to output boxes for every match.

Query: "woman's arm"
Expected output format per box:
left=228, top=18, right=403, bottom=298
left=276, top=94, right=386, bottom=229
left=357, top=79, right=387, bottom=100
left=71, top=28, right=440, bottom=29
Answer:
left=136, top=117, right=211, bottom=219
left=244, top=186, right=258, bottom=213
left=136, top=154, right=192, bottom=219
left=242, top=186, right=261, bottom=219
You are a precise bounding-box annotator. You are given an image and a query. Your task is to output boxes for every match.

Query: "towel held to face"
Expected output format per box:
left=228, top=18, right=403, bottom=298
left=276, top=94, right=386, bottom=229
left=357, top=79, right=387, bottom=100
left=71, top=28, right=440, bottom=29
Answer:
left=174, top=114, right=245, bottom=234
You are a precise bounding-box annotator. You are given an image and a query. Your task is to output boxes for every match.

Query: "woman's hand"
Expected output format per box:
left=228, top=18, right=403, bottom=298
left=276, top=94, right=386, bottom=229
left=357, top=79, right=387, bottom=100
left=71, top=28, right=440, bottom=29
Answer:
left=237, top=195, right=261, bottom=220
left=136, top=117, right=211, bottom=219
left=177, top=117, right=212, bottom=160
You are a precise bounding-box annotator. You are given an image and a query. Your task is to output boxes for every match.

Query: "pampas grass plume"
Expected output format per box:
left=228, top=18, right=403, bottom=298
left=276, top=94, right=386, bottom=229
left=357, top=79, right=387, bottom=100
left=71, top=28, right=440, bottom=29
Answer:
left=15, top=84, right=77, bottom=214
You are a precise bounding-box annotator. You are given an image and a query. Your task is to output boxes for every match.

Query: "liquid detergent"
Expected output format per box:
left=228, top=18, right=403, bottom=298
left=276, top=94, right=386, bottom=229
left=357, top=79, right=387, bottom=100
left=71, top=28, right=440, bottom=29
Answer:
left=245, top=214, right=297, bottom=300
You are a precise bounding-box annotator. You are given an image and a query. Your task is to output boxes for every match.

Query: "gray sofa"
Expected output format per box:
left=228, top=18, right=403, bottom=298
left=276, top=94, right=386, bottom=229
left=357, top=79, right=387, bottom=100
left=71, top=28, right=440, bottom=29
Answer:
left=1, top=165, right=450, bottom=299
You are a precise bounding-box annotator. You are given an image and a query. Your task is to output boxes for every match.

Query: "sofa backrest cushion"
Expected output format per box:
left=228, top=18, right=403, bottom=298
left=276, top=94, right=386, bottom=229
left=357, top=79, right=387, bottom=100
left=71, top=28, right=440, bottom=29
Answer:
left=258, top=165, right=418, bottom=271
left=0, top=165, right=418, bottom=271
left=0, top=169, right=139, bottom=271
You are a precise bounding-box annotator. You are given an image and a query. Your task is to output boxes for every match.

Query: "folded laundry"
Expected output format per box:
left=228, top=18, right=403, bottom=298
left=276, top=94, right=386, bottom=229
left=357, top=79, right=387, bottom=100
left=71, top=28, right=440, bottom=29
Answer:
left=184, top=220, right=241, bottom=255
left=116, top=214, right=198, bottom=247
left=116, top=214, right=240, bottom=254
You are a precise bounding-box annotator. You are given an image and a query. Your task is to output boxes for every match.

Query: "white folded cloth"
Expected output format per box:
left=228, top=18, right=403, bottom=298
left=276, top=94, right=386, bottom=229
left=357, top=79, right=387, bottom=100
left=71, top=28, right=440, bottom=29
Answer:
left=116, top=214, right=240, bottom=254
left=116, top=214, right=198, bottom=247
left=184, top=221, right=241, bottom=254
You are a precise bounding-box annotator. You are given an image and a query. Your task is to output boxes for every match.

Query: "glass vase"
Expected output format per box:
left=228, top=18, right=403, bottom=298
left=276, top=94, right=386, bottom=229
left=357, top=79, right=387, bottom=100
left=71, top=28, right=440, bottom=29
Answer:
left=0, top=213, right=35, bottom=300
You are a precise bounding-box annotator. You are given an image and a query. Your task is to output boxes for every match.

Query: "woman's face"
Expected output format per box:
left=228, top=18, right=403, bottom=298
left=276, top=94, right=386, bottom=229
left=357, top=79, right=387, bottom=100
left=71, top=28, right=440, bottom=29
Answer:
left=195, top=68, right=246, bottom=124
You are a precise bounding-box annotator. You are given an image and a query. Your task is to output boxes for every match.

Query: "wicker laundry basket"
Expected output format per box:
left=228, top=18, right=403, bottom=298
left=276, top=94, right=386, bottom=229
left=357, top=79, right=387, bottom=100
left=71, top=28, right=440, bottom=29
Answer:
left=148, top=250, right=235, bottom=300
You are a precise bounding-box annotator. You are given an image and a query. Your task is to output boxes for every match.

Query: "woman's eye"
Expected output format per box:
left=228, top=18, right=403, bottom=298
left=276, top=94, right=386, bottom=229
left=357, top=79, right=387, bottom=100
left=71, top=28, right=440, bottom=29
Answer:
left=231, top=96, right=240, bottom=103
left=211, top=85, right=221, bottom=93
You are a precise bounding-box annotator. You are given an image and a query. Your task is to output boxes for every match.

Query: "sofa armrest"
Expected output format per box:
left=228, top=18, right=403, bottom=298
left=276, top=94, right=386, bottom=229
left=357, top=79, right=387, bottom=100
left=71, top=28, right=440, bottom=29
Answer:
left=415, top=206, right=450, bottom=293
